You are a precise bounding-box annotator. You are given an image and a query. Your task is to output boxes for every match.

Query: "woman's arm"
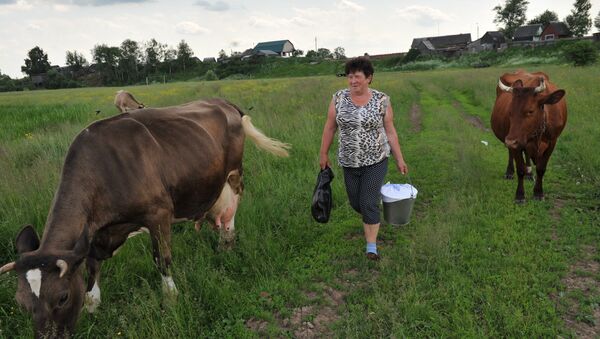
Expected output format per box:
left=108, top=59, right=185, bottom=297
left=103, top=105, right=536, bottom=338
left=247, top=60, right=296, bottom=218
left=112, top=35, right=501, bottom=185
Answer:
left=383, top=99, right=408, bottom=174
left=319, top=99, right=337, bottom=169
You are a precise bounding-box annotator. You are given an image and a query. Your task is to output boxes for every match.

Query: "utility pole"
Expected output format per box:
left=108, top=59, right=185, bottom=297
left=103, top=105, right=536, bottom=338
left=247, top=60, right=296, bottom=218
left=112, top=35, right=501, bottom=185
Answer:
left=476, top=22, right=479, bottom=38
left=315, top=37, right=317, bottom=51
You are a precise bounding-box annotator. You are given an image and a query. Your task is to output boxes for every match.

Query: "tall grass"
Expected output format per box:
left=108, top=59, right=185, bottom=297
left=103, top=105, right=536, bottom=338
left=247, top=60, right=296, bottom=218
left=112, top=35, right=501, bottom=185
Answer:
left=0, top=65, right=598, bottom=337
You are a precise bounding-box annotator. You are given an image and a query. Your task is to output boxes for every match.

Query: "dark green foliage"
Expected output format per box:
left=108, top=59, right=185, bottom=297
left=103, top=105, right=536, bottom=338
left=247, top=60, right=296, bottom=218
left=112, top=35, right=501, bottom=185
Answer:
left=528, top=10, right=559, bottom=26
left=493, top=0, right=529, bottom=39
left=204, top=69, right=218, bottom=81
left=21, top=46, right=51, bottom=76
left=563, top=40, right=598, bottom=65
left=565, top=0, right=592, bottom=37
left=403, top=49, right=421, bottom=64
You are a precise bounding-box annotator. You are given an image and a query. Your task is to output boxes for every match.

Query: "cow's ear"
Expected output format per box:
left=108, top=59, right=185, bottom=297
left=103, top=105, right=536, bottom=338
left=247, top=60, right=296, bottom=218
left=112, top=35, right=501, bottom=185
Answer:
left=513, top=80, right=523, bottom=88
left=542, top=90, right=565, bottom=105
left=16, top=225, right=40, bottom=254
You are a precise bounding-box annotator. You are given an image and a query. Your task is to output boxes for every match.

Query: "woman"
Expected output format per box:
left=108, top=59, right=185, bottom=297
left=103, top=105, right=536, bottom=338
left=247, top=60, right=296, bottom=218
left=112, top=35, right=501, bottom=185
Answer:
left=319, top=56, right=408, bottom=261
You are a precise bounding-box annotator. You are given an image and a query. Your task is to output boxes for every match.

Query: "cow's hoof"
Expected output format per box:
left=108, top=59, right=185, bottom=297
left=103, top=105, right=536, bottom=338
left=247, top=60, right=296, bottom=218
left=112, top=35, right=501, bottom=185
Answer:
left=84, top=288, right=101, bottom=313
left=514, top=198, right=526, bottom=204
left=533, top=195, right=544, bottom=201
left=161, top=276, right=179, bottom=298
left=525, top=174, right=534, bottom=181
left=504, top=174, right=514, bottom=180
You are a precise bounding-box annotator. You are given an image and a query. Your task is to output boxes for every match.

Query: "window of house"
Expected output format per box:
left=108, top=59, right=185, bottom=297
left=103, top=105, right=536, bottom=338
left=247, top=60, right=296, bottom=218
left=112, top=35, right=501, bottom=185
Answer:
left=545, top=34, right=555, bottom=40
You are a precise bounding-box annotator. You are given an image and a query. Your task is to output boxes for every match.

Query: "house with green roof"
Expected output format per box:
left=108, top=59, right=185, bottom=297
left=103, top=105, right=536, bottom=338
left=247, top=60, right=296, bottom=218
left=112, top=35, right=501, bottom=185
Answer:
left=252, top=40, right=295, bottom=57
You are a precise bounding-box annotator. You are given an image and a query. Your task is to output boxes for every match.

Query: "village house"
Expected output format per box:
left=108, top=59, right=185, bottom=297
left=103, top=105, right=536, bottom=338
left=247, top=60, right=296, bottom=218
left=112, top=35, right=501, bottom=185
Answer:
left=410, top=33, right=472, bottom=57
left=468, top=31, right=507, bottom=53
left=251, top=40, right=296, bottom=57
left=513, top=24, right=544, bottom=41
left=540, top=22, right=572, bottom=41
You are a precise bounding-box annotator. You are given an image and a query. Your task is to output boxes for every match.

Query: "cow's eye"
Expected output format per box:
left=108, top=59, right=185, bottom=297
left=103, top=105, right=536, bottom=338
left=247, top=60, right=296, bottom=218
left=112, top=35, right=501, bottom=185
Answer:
left=527, top=110, right=534, bottom=115
left=57, top=292, right=69, bottom=307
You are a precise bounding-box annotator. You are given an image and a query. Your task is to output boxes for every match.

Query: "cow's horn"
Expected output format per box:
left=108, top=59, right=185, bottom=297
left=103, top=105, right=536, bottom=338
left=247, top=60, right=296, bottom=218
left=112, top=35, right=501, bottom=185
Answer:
left=0, top=262, right=15, bottom=274
left=56, top=259, right=68, bottom=278
left=534, top=77, right=546, bottom=93
left=498, top=79, right=513, bottom=92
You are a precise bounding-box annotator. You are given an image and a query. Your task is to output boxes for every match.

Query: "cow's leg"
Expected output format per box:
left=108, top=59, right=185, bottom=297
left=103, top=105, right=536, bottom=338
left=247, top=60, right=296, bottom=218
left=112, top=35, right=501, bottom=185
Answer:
left=504, top=149, right=514, bottom=179
left=533, top=143, right=555, bottom=200
left=84, top=257, right=102, bottom=313
left=513, top=149, right=526, bottom=203
left=524, top=153, right=534, bottom=181
left=147, top=210, right=177, bottom=296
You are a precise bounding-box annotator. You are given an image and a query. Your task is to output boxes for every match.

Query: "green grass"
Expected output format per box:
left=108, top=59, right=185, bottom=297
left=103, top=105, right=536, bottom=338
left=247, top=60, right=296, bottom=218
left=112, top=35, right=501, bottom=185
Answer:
left=0, top=65, right=599, bottom=338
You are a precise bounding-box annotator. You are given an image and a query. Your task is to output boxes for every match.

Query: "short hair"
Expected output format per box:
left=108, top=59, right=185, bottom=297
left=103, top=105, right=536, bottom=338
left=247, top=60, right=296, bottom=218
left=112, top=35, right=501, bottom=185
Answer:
left=344, top=57, right=374, bottom=78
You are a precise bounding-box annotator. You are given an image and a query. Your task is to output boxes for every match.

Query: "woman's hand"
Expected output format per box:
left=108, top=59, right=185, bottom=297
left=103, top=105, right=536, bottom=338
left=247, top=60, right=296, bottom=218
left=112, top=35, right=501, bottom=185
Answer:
left=396, top=159, right=408, bottom=175
left=319, top=154, right=331, bottom=170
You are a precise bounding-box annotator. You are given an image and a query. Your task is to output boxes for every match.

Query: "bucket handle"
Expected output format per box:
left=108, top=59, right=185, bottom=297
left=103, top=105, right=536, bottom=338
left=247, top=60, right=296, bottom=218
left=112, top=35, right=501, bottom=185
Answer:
left=407, top=173, right=415, bottom=198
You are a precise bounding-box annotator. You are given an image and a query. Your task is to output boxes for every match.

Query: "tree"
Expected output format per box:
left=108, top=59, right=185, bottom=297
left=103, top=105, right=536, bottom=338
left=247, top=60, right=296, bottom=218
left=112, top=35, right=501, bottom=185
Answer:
left=21, top=46, right=51, bottom=76
left=144, top=39, right=162, bottom=74
left=595, top=10, right=600, bottom=31
left=92, top=44, right=121, bottom=84
left=176, top=40, right=194, bottom=72
left=292, top=49, right=304, bottom=57
left=305, top=50, right=317, bottom=59
left=65, top=50, right=88, bottom=74
left=317, top=48, right=332, bottom=59
left=163, top=47, right=177, bottom=75
left=493, top=0, right=529, bottom=39
left=528, top=10, right=559, bottom=27
left=333, top=47, right=346, bottom=59
left=565, top=0, right=592, bottom=37
left=566, top=0, right=592, bottom=33
left=119, top=39, right=142, bottom=83
left=218, top=49, right=227, bottom=60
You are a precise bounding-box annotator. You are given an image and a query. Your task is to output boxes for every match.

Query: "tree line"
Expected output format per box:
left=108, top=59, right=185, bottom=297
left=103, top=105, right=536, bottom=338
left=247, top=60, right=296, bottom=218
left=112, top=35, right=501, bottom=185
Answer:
left=494, top=0, right=600, bottom=39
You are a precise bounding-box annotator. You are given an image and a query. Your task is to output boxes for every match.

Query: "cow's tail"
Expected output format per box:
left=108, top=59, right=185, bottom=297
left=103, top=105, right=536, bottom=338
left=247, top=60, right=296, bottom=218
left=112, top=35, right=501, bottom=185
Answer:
left=241, top=115, right=290, bottom=157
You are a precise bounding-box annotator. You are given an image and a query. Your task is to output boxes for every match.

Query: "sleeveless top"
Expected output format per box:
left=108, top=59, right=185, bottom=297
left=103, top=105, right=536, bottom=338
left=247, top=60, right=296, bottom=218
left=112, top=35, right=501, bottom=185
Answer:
left=333, top=88, right=390, bottom=168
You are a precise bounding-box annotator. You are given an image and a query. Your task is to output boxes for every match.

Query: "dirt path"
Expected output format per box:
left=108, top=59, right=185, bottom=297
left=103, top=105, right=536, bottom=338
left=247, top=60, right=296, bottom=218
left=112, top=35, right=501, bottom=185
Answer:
left=409, top=103, right=422, bottom=133
left=452, top=101, right=489, bottom=132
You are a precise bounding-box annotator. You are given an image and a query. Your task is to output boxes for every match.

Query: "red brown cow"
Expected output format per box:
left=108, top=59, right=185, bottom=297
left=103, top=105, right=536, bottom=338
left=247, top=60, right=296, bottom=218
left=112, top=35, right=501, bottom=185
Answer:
left=114, top=90, right=145, bottom=112
left=0, top=98, right=290, bottom=338
left=491, top=70, right=567, bottom=202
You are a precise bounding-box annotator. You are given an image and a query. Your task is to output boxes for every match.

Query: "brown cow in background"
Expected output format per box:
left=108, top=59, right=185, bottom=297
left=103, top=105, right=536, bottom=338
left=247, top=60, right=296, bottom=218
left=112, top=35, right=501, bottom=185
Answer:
left=491, top=70, right=567, bottom=202
left=114, top=90, right=145, bottom=112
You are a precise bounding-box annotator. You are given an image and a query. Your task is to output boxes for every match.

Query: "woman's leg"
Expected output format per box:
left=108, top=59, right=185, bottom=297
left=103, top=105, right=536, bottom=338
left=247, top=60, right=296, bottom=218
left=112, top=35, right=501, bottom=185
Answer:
left=359, top=159, right=388, bottom=258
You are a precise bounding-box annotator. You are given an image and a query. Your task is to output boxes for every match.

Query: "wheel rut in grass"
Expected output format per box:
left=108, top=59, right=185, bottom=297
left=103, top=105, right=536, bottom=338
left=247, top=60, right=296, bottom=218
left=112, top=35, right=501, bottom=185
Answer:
left=452, top=101, right=489, bottom=132
left=558, top=244, right=600, bottom=338
left=409, top=103, right=422, bottom=133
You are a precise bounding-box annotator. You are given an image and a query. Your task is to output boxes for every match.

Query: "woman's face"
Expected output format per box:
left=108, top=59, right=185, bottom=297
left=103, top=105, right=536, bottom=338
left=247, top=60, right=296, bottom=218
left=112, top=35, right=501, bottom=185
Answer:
left=347, top=71, right=372, bottom=92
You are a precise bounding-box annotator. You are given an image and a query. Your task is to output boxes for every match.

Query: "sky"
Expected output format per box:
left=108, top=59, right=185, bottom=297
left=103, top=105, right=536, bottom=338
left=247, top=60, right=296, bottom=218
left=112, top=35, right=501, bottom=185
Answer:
left=1, top=0, right=599, bottom=78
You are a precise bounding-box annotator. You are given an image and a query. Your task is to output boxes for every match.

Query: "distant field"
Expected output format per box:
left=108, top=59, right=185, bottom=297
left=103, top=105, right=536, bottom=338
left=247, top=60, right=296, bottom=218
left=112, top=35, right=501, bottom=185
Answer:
left=0, top=65, right=598, bottom=338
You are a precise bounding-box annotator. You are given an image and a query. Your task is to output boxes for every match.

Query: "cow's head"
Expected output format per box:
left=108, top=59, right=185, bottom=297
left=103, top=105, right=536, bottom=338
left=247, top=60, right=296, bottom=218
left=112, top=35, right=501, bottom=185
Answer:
left=0, top=225, right=89, bottom=338
left=498, top=77, right=565, bottom=149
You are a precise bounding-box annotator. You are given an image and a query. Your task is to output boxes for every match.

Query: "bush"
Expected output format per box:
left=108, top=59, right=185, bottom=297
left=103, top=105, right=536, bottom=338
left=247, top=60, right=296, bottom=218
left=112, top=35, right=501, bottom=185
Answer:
left=563, top=40, right=598, bottom=66
left=204, top=70, right=218, bottom=81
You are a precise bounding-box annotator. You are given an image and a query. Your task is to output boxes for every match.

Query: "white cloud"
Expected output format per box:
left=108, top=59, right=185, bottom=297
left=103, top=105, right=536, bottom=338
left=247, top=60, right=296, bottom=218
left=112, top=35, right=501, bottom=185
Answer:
left=336, top=0, right=364, bottom=12
left=396, top=5, right=454, bottom=26
left=53, top=3, right=70, bottom=11
left=175, top=21, right=209, bottom=35
left=194, top=0, right=229, bottom=12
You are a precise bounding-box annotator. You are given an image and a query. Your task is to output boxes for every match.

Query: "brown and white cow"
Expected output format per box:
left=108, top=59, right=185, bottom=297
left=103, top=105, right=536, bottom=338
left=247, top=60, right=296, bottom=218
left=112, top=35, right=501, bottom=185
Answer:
left=114, top=90, right=145, bottom=113
left=491, top=70, right=567, bottom=202
left=0, top=98, right=290, bottom=338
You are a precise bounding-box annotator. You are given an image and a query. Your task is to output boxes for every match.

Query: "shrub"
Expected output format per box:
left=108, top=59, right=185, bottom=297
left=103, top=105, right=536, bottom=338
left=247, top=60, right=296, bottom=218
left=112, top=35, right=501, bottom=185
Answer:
left=563, top=40, right=598, bottom=66
left=204, top=70, right=218, bottom=81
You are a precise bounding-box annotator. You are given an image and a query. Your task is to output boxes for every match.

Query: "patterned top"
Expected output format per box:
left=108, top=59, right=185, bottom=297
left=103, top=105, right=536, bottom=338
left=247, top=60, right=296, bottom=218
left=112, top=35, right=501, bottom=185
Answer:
left=334, top=88, right=390, bottom=168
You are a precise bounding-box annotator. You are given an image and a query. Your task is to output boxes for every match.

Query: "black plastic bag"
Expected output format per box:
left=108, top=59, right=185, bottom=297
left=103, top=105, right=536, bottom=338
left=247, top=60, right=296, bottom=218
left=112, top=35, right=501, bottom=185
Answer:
left=311, top=167, right=334, bottom=223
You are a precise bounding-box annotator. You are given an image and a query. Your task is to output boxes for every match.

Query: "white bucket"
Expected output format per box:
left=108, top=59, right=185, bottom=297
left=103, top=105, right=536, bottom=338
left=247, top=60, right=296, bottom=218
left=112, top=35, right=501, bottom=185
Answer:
left=381, top=183, right=418, bottom=226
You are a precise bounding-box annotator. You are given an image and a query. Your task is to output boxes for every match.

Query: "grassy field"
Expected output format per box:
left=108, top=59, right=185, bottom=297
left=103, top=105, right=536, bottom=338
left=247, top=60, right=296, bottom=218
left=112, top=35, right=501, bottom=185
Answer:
left=0, top=65, right=598, bottom=338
